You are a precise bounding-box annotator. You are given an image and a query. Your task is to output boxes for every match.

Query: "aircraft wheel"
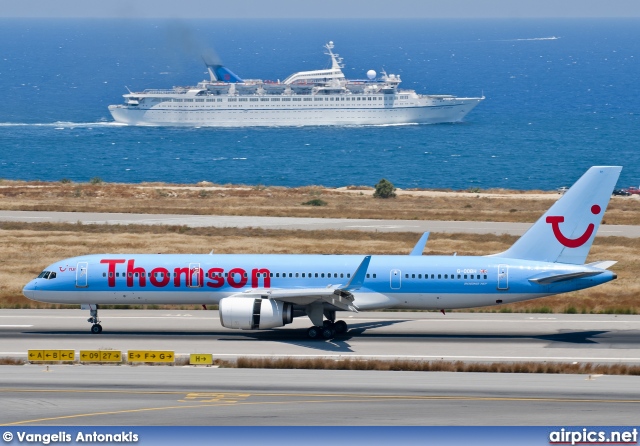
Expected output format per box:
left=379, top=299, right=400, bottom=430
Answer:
left=91, top=324, right=102, bottom=334
left=323, top=320, right=333, bottom=328
left=307, top=326, right=320, bottom=339
left=321, top=327, right=335, bottom=340
left=334, top=320, right=348, bottom=334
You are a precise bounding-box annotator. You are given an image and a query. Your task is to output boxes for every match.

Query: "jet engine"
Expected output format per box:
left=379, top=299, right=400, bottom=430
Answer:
left=219, top=297, right=293, bottom=330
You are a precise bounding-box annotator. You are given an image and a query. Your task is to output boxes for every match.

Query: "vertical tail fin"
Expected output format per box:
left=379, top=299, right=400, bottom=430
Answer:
left=496, top=166, right=622, bottom=264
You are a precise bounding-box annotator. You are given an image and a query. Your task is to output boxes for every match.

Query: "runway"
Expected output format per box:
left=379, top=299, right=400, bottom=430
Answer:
left=1, top=310, right=639, bottom=425
left=1, top=210, right=638, bottom=237
left=1, top=310, right=639, bottom=364
left=1, top=366, right=639, bottom=425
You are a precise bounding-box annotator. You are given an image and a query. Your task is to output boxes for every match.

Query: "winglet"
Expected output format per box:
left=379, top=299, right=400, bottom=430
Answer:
left=410, top=232, right=430, bottom=256
left=342, top=256, right=371, bottom=291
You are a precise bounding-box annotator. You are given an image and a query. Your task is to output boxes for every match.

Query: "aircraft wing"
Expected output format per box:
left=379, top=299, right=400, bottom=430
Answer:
left=229, top=288, right=358, bottom=312
left=226, top=256, right=372, bottom=312
left=269, top=288, right=358, bottom=312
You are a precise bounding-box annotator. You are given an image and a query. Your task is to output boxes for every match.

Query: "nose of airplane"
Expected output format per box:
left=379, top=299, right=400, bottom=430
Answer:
left=22, top=280, right=37, bottom=300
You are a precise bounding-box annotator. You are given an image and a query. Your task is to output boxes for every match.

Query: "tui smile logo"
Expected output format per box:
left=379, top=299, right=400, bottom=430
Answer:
left=545, top=205, right=601, bottom=248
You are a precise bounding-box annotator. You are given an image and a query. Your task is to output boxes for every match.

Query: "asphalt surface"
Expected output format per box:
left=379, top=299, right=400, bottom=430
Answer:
left=1, top=210, right=638, bottom=237
left=1, top=310, right=639, bottom=364
left=1, top=311, right=639, bottom=425
left=0, top=366, right=639, bottom=426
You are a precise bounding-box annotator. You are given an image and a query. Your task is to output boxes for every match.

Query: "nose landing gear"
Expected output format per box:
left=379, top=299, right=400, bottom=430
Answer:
left=85, top=304, right=102, bottom=334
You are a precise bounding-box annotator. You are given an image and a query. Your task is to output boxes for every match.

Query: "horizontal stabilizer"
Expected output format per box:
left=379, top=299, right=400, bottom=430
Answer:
left=586, top=260, right=617, bottom=270
left=410, top=232, right=430, bottom=256
left=528, top=270, right=604, bottom=285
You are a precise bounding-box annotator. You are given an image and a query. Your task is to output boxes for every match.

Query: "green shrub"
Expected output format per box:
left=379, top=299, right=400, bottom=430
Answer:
left=373, top=179, right=396, bottom=199
left=302, top=198, right=328, bottom=206
left=89, top=177, right=103, bottom=185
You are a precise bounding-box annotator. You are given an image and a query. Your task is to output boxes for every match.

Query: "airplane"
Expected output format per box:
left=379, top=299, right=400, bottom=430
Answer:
left=23, top=166, right=621, bottom=340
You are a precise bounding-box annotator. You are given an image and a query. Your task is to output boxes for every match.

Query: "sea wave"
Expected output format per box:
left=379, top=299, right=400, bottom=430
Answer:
left=0, top=121, right=126, bottom=128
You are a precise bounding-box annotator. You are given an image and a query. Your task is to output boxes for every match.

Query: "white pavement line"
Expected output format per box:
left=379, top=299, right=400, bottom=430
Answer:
left=174, top=353, right=640, bottom=362
left=0, top=325, right=33, bottom=327
left=2, top=352, right=639, bottom=363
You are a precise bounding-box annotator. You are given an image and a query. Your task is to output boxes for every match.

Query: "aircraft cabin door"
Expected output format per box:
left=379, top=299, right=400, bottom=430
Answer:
left=76, top=262, right=88, bottom=288
left=188, top=263, right=203, bottom=288
left=497, top=264, right=509, bottom=290
left=390, top=269, right=401, bottom=289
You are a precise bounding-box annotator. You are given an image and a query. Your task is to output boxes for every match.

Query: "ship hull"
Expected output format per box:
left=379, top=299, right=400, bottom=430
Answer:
left=108, top=99, right=482, bottom=127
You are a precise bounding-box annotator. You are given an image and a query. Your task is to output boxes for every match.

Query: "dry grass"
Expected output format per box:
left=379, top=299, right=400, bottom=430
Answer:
left=1, top=181, right=638, bottom=224
left=0, top=222, right=638, bottom=313
left=235, top=357, right=640, bottom=375
left=2, top=355, right=638, bottom=375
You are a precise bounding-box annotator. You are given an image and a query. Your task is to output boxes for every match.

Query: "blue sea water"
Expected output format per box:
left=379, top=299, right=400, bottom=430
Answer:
left=0, top=18, right=639, bottom=190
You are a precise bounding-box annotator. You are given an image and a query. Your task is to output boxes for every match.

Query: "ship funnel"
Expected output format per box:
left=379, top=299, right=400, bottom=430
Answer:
left=205, top=64, right=244, bottom=83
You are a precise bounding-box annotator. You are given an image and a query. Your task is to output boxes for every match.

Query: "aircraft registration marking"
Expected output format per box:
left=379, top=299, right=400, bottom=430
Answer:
left=27, top=350, right=75, bottom=362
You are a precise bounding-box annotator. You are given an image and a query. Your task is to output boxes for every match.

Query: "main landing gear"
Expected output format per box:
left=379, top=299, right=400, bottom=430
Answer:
left=87, top=305, right=102, bottom=334
left=307, top=319, right=348, bottom=340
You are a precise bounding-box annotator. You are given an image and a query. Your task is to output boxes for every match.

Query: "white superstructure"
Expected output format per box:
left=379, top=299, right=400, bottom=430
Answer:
left=108, top=42, right=484, bottom=127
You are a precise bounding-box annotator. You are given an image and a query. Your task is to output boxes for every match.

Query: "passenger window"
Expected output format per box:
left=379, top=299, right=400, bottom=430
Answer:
left=289, top=273, right=293, bottom=278
left=347, top=274, right=351, bottom=278
left=418, top=274, right=422, bottom=279
left=295, top=273, right=299, bottom=278
left=405, top=274, right=409, bottom=278
left=315, top=273, right=318, bottom=278
left=373, top=273, right=376, bottom=279
left=412, top=274, right=415, bottom=279
left=438, top=274, right=441, bottom=279
left=366, top=274, right=370, bottom=278
left=270, top=273, right=273, bottom=277
left=340, top=273, right=344, bottom=278
left=103, top=273, right=106, bottom=277
left=109, top=272, right=113, bottom=278
left=116, top=273, right=120, bottom=277
left=458, top=275, right=461, bottom=279
left=321, top=273, right=325, bottom=278
left=464, top=275, right=467, bottom=279
left=484, top=275, right=487, bottom=279
left=444, top=274, right=448, bottom=279
left=276, top=273, right=280, bottom=277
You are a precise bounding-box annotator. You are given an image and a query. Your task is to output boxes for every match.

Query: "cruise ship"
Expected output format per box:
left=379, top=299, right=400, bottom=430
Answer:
left=108, top=42, right=484, bottom=127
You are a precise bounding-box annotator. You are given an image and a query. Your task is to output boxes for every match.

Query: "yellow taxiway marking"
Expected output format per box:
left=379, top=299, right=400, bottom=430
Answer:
left=2, top=388, right=640, bottom=405
left=0, top=389, right=640, bottom=426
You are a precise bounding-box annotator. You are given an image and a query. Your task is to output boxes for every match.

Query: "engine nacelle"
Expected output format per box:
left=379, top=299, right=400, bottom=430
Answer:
left=219, top=297, right=293, bottom=330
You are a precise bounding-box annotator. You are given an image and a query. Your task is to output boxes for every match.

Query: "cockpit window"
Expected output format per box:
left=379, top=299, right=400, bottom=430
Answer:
left=37, top=271, right=48, bottom=278
left=36, top=271, right=56, bottom=279
left=49, top=272, right=56, bottom=279
left=42, top=272, right=51, bottom=279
